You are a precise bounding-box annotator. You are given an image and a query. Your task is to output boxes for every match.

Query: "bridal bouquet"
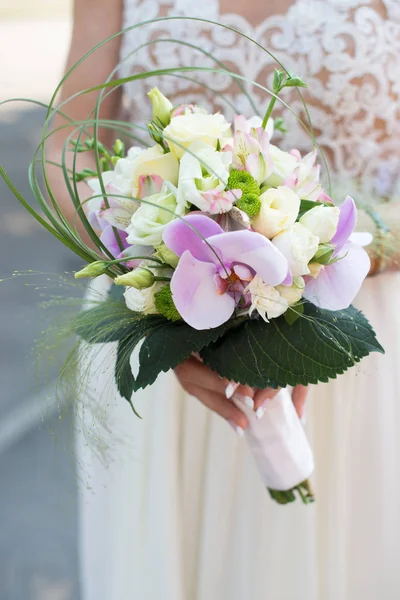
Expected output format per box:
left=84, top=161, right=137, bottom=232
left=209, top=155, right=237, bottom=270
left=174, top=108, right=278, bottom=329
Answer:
left=0, top=21, right=383, bottom=504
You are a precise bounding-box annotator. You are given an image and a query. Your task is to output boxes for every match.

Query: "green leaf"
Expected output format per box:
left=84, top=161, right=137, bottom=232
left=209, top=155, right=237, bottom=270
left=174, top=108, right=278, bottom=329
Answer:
left=297, top=199, right=327, bottom=219
left=283, top=302, right=304, bottom=326
left=284, top=73, right=307, bottom=88
left=133, top=319, right=240, bottom=391
left=200, top=303, right=384, bottom=389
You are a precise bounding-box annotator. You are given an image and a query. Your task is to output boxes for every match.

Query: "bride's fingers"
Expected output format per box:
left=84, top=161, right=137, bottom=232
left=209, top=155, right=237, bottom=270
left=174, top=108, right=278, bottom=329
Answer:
left=253, top=387, right=280, bottom=413
left=175, top=357, right=230, bottom=397
left=292, top=385, right=308, bottom=418
left=188, top=384, right=249, bottom=432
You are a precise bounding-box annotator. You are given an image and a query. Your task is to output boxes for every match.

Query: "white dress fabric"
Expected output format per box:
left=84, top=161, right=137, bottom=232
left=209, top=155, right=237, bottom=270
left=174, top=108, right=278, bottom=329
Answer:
left=77, top=1, right=400, bottom=599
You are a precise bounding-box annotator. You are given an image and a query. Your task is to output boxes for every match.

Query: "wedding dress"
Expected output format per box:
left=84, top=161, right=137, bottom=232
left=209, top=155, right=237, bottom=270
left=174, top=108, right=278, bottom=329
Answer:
left=77, top=1, right=400, bottom=599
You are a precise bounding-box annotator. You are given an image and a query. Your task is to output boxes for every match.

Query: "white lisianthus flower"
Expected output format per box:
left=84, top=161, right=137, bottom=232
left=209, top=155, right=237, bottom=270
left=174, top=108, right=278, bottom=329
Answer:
left=126, top=182, right=178, bottom=246
left=163, top=113, right=232, bottom=159
left=276, top=276, right=305, bottom=306
left=112, top=144, right=179, bottom=197
left=177, top=141, right=233, bottom=214
left=124, top=281, right=164, bottom=314
left=272, top=223, right=319, bottom=276
left=245, top=274, right=289, bottom=321
left=253, top=186, right=301, bottom=239
left=299, top=205, right=340, bottom=243
left=265, top=145, right=298, bottom=187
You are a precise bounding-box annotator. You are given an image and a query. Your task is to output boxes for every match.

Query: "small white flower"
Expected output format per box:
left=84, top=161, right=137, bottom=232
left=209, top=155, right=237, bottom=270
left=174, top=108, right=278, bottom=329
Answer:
left=265, top=145, right=298, bottom=187
left=124, top=281, right=164, bottom=314
left=272, top=223, right=319, bottom=276
left=126, top=182, right=178, bottom=246
left=299, top=205, right=340, bottom=243
left=253, top=186, right=301, bottom=239
left=245, top=274, right=289, bottom=321
left=163, top=112, right=232, bottom=159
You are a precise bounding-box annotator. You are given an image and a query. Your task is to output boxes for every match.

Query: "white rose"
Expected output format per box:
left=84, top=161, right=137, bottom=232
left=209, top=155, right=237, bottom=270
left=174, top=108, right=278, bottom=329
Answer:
left=177, top=141, right=232, bottom=214
left=299, top=205, right=340, bottom=242
left=124, top=281, right=164, bottom=314
left=265, top=145, right=298, bottom=187
left=126, top=182, right=178, bottom=246
left=276, top=276, right=305, bottom=306
left=253, top=186, right=300, bottom=239
left=245, top=274, right=288, bottom=321
left=163, top=113, right=232, bottom=159
left=272, top=223, right=319, bottom=276
left=113, top=144, right=179, bottom=197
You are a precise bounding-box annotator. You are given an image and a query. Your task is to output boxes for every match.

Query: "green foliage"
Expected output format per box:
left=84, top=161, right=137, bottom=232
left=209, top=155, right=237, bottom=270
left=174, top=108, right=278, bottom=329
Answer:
left=132, top=318, right=237, bottom=391
left=236, top=192, right=262, bottom=217
left=154, top=284, right=181, bottom=322
left=297, top=199, right=328, bottom=219
left=200, top=303, right=384, bottom=389
left=313, top=244, right=335, bottom=265
left=228, top=169, right=260, bottom=198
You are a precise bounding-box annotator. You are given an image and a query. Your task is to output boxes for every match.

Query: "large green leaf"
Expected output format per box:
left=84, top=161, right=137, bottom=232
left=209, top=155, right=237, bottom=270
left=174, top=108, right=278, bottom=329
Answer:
left=200, top=303, right=384, bottom=388
left=133, top=319, right=239, bottom=391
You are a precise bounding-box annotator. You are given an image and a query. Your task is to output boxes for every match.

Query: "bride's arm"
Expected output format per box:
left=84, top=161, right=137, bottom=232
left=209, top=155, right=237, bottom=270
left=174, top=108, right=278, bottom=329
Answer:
left=47, top=0, right=123, bottom=242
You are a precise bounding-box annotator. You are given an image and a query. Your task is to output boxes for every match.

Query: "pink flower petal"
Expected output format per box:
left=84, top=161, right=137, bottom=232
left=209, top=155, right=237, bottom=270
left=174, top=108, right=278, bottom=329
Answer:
left=163, top=214, right=223, bottom=261
left=207, top=230, right=288, bottom=286
left=171, top=250, right=235, bottom=329
left=303, top=242, right=370, bottom=310
left=331, top=196, right=357, bottom=253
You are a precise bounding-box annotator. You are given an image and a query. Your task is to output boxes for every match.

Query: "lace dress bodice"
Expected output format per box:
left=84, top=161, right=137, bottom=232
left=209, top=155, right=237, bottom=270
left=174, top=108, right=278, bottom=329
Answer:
left=120, top=0, right=400, bottom=198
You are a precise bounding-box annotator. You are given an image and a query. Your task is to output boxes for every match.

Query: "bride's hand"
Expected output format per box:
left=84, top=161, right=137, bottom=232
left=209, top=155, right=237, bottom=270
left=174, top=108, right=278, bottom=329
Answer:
left=175, top=357, right=308, bottom=433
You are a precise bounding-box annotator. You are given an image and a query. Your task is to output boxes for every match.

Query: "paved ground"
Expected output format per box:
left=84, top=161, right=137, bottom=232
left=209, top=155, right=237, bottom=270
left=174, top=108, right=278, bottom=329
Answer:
left=0, top=14, right=82, bottom=600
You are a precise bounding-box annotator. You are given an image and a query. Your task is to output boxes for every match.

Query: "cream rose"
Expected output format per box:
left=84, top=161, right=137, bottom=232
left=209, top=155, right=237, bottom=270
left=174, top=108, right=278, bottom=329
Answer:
left=253, top=186, right=301, bottom=239
left=299, top=205, right=340, bottom=243
left=163, top=113, right=232, bottom=159
left=126, top=183, right=178, bottom=246
left=113, top=144, right=179, bottom=197
left=272, top=223, right=319, bottom=276
left=265, top=145, right=298, bottom=187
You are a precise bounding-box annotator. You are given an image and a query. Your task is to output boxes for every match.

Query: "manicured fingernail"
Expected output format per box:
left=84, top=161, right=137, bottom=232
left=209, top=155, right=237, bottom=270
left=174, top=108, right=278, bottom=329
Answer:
left=233, top=392, right=254, bottom=410
left=225, top=381, right=239, bottom=399
left=228, top=420, right=244, bottom=436
left=255, top=406, right=265, bottom=420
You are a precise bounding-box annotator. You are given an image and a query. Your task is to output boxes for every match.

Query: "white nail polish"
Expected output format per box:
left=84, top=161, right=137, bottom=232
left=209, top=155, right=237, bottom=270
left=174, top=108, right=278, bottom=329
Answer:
left=228, top=421, right=244, bottom=437
left=243, top=396, right=255, bottom=410
left=225, top=381, right=239, bottom=399
left=255, top=406, right=265, bottom=420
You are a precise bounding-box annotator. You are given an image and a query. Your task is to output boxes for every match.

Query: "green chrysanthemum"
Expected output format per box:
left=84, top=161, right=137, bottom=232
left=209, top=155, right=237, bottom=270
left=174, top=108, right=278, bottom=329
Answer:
left=154, top=284, right=181, bottom=322
left=236, top=193, right=262, bottom=217
left=227, top=169, right=260, bottom=198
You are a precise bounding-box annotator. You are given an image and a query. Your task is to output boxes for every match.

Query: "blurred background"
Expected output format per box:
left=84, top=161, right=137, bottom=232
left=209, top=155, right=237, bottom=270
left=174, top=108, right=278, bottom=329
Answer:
left=0, top=2, right=82, bottom=598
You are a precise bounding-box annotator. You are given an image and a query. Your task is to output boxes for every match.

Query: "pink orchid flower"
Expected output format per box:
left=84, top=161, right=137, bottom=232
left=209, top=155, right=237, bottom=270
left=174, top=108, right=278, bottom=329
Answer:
left=163, top=214, right=288, bottom=329
left=303, top=196, right=372, bottom=310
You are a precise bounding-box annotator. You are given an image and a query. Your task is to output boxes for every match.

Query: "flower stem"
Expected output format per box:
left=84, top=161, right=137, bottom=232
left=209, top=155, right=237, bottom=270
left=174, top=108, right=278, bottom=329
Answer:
left=268, top=479, right=315, bottom=505
left=262, top=96, right=277, bottom=130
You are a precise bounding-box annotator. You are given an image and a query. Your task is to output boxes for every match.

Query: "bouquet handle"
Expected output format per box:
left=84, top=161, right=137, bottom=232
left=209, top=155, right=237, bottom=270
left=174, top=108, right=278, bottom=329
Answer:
left=232, top=388, right=315, bottom=503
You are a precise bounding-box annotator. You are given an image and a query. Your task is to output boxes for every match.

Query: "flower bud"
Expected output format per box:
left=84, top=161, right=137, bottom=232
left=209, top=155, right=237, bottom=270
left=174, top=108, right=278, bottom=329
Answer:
left=114, top=268, right=155, bottom=289
left=74, top=261, right=109, bottom=279
left=148, top=87, right=173, bottom=127
left=299, top=205, right=340, bottom=243
left=155, top=243, right=179, bottom=268
left=312, top=243, right=335, bottom=265
left=113, top=139, right=125, bottom=158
